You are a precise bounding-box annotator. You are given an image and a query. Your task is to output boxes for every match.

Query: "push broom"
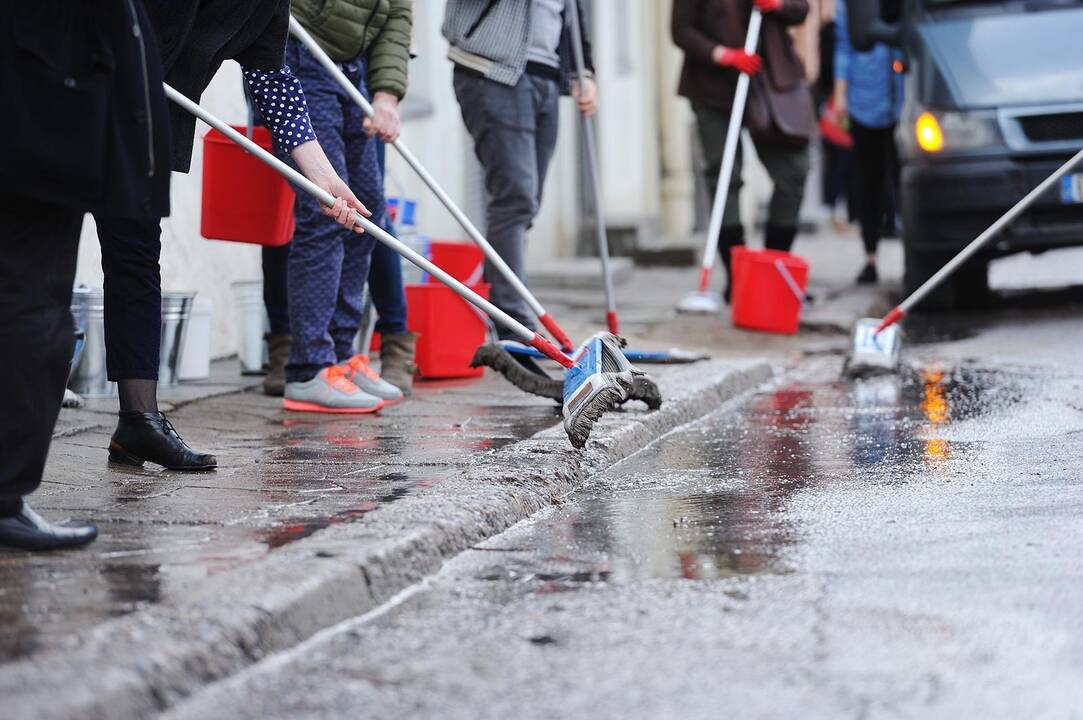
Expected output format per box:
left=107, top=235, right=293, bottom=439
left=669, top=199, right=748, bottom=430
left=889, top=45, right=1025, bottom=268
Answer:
left=165, top=84, right=634, bottom=447
left=843, top=143, right=1083, bottom=377
left=676, top=8, right=763, bottom=314
left=286, top=15, right=664, bottom=407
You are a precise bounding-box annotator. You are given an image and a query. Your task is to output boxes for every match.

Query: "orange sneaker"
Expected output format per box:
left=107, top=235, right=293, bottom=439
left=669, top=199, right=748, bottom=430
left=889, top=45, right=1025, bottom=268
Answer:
left=282, top=365, right=385, bottom=414
left=340, top=354, right=404, bottom=405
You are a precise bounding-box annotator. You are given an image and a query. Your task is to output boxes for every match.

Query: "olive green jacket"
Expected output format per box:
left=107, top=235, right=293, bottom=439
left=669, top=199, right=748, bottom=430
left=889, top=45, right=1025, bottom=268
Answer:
left=292, top=0, right=411, bottom=98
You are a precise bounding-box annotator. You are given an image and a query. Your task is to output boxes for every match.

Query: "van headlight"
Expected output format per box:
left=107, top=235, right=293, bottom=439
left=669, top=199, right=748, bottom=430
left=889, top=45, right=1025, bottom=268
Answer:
left=903, top=109, right=1002, bottom=156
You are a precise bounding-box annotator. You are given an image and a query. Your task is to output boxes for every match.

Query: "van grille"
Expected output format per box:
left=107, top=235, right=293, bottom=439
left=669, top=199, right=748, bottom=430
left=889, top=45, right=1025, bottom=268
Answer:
left=1018, top=112, right=1083, bottom=143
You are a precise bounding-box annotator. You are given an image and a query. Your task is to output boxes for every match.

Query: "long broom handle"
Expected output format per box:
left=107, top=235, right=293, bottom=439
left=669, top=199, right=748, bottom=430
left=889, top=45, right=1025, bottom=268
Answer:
left=565, top=0, right=618, bottom=335
left=287, top=18, right=574, bottom=352
left=695, top=9, right=762, bottom=294
left=164, top=83, right=575, bottom=368
left=878, top=143, right=1083, bottom=331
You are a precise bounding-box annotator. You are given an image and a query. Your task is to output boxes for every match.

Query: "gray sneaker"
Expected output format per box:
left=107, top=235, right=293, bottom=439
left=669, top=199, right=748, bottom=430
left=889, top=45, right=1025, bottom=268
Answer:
left=283, top=366, right=385, bottom=414
left=340, top=354, right=405, bottom=405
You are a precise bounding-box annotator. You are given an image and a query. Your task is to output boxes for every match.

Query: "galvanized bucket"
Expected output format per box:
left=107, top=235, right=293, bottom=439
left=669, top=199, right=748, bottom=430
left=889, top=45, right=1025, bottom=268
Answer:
left=159, top=292, right=195, bottom=386
left=69, top=287, right=112, bottom=397
left=68, top=288, right=196, bottom=395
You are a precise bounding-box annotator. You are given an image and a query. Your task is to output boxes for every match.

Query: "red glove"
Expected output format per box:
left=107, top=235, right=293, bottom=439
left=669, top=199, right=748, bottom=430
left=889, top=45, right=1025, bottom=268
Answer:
left=713, top=47, right=762, bottom=75
left=754, top=0, right=783, bottom=12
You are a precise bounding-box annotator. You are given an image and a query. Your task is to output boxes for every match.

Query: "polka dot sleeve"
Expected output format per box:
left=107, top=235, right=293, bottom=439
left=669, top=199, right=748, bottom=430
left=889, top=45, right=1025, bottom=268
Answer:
left=241, top=65, right=318, bottom=152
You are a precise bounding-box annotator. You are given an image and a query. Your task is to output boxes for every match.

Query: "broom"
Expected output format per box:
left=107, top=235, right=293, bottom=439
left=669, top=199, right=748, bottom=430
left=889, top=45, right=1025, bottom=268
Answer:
left=165, top=84, right=630, bottom=448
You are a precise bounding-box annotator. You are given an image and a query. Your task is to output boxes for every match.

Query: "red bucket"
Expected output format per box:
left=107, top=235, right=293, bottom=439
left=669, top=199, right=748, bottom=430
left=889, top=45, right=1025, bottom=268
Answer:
left=406, top=283, right=490, bottom=379
left=426, top=240, right=485, bottom=284
left=201, top=126, right=295, bottom=247
left=730, top=247, right=809, bottom=335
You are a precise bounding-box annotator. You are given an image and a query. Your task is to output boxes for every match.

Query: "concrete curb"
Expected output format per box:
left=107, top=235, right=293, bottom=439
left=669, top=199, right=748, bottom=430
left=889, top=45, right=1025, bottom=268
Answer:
left=3, top=360, right=772, bottom=720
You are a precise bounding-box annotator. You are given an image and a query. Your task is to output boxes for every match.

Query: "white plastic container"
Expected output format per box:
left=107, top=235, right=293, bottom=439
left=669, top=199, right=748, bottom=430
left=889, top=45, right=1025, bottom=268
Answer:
left=178, top=296, right=213, bottom=381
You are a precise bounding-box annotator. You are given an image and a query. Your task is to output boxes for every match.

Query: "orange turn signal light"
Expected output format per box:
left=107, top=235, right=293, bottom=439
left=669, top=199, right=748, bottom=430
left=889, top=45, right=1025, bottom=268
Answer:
left=916, top=112, right=944, bottom=153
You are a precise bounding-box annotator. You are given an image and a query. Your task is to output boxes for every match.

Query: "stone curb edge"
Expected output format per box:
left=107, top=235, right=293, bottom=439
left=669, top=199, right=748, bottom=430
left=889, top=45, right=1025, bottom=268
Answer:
left=5, top=361, right=773, bottom=720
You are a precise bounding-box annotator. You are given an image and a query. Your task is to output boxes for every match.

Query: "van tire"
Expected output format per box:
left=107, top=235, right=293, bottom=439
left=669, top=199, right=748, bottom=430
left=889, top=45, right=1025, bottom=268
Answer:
left=904, top=246, right=990, bottom=312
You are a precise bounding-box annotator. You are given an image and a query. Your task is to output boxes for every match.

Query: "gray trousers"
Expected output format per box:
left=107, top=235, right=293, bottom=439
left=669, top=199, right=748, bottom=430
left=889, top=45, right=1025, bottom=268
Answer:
left=693, top=102, right=809, bottom=231
left=453, top=68, right=560, bottom=336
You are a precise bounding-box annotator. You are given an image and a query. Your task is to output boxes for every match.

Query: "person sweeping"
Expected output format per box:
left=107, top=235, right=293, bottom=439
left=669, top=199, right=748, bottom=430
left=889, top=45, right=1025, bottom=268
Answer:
left=672, top=0, right=815, bottom=303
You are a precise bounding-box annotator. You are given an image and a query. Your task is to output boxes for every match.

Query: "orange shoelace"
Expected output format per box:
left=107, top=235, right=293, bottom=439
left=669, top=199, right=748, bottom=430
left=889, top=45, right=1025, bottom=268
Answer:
left=345, top=354, right=381, bottom=383
left=322, top=364, right=358, bottom=393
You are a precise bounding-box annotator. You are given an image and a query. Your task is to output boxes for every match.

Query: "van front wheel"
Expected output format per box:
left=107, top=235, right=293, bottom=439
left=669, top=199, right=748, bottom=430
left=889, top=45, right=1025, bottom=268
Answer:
left=904, top=246, right=990, bottom=311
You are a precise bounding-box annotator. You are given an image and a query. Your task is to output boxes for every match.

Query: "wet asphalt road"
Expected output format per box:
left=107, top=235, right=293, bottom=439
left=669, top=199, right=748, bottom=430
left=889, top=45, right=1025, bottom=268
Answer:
left=169, top=297, right=1083, bottom=720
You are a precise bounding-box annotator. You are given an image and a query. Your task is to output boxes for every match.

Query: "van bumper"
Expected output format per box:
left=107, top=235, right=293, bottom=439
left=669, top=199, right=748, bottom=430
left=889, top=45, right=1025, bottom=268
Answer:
left=902, top=154, right=1083, bottom=254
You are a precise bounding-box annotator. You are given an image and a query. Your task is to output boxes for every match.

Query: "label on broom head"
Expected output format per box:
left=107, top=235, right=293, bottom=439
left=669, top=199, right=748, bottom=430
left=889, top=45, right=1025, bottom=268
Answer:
left=854, top=320, right=898, bottom=355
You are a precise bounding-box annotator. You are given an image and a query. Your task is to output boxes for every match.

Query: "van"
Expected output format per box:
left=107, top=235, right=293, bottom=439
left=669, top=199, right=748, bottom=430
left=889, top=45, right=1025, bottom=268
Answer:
left=850, top=0, right=1083, bottom=306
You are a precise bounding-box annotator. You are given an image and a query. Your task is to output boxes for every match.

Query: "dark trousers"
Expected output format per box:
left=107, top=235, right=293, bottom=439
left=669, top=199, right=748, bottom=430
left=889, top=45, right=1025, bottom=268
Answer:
left=262, top=243, right=290, bottom=336
left=693, top=102, right=810, bottom=234
left=369, top=142, right=407, bottom=336
left=284, top=41, right=381, bottom=383
left=0, top=194, right=83, bottom=502
left=95, top=215, right=163, bottom=380
left=850, top=119, right=899, bottom=255
left=453, top=67, right=560, bottom=338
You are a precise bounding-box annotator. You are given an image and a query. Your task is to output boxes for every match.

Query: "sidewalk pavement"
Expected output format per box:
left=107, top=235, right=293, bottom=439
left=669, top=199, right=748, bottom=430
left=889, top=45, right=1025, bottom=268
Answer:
left=0, top=230, right=896, bottom=719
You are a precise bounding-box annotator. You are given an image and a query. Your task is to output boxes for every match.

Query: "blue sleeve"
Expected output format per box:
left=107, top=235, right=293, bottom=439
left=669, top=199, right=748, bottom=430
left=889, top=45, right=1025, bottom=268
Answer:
left=241, top=65, right=318, bottom=152
left=834, top=1, right=850, bottom=83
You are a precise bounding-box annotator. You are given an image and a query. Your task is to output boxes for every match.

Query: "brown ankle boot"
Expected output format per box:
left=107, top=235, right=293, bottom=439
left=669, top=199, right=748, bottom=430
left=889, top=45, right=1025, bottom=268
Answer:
left=379, top=332, right=417, bottom=396
left=263, top=334, right=291, bottom=396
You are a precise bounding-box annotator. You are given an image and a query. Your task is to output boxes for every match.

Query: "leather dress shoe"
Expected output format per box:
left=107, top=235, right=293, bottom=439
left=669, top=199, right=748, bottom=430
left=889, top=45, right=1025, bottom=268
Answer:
left=0, top=503, right=97, bottom=551
left=109, top=411, right=217, bottom=470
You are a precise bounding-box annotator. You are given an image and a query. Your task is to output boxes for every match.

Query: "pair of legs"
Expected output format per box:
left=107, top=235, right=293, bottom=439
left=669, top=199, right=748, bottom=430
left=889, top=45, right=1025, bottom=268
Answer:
left=693, top=102, right=810, bottom=300
left=0, top=194, right=97, bottom=548
left=850, top=119, right=899, bottom=281
left=93, top=215, right=216, bottom=469
left=283, top=41, right=401, bottom=411
left=452, top=67, right=560, bottom=338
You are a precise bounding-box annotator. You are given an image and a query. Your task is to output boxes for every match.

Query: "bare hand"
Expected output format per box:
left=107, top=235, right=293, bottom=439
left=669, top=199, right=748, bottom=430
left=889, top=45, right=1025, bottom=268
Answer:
left=290, top=140, right=372, bottom=234
left=363, top=92, right=402, bottom=143
left=571, top=77, right=598, bottom=117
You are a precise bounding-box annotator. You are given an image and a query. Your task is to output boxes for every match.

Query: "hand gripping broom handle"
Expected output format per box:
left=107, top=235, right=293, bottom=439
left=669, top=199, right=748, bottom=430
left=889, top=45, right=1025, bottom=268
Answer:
left=287, top=18, right=575, bottom=353
left=877, top=143, right=1083, bottom=333
left=695, top=9, right=762, bottom=293
left=164, top=84, right=575, bottom=369
left=565, top=0, right=618, bottom=335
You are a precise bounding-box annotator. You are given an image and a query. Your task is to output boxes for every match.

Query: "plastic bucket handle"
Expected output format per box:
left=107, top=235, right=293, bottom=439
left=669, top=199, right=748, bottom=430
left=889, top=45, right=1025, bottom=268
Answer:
left=773, top=259, right=808, bottom=308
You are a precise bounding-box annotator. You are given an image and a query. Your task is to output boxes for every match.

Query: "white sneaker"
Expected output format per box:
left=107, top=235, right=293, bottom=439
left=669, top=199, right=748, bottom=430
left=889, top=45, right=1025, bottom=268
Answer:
left=283, top=366, right=385, bottom=414
left=339, top=354, right=404, bottom=405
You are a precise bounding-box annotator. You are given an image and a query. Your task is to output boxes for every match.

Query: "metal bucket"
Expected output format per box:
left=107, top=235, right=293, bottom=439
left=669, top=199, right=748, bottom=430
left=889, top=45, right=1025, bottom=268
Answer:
left=68, top=288, right=196, bottom=395
left=69, top=287, right=113, bottom=397
left=159, top=292, right=195, bottom=386
left=231, top=280, right=269, bottom=375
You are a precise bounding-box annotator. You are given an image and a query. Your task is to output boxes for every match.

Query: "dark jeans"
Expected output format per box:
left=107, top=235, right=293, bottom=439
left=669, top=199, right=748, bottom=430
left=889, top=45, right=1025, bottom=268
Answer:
left=452, top=67, right=560, bottom=338
left=850, top=119, right=899, bottom=255
left=283, top=41, right=382, bottom=383
left=369, top=141, right=407, bottom=336
left=693, top=102, right=810, bottom=232
left=95, top=214, right=163, bottom=380
left=0, top=194, right=83, bottom=502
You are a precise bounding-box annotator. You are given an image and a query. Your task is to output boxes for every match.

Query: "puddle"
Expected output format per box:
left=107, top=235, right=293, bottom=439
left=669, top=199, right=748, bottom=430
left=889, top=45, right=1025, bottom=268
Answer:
left=497, top=357, right=1064, bottom=584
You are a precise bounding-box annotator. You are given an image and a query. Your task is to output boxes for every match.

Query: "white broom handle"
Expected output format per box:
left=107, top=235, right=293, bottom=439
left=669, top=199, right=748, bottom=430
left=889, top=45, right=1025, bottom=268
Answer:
left=699, top=9, right=763, bottom=279
left=287, top=17, right=550, bottom=322
left=900, top=143, right=1083, bottom=313
left=565, top=0, right=618, bottom=331
left=164, top=83, right=537, bottom=344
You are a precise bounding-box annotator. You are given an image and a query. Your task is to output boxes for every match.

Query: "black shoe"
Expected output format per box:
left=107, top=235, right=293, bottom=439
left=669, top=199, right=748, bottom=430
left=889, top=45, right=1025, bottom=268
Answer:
left=856, top=263, right=879, bottom=285
left=0, top=502, right=97, bottom=551
left=109, top=411, right=217, bottom=470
